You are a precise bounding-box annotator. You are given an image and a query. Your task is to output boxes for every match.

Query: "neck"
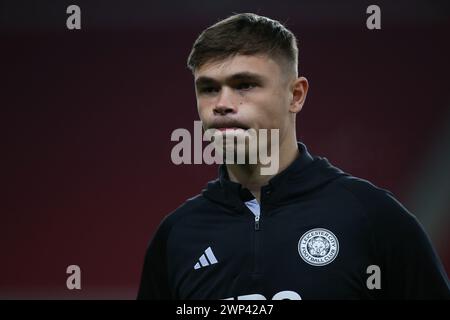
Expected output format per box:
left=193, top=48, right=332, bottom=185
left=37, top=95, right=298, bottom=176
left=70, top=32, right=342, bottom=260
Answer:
left=226, top=136, right=299, bottom=202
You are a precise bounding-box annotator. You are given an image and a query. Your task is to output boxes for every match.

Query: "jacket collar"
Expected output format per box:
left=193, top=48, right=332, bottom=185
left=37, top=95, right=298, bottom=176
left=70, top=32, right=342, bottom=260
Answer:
left=203, top=142, right=347, bottom=214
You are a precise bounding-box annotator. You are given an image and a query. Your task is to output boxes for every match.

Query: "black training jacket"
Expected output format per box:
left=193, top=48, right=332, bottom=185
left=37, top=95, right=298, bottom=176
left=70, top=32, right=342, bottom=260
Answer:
left=137, top=142, right=450, bottom=299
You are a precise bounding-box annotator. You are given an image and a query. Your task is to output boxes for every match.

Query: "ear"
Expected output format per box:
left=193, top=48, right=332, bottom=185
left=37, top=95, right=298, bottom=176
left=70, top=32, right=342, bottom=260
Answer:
left=289, top=77, right=309, bottom=114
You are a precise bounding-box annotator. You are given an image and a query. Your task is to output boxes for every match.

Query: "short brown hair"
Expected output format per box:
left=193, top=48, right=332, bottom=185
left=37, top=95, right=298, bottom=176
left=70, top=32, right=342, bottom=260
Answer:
left=187, top=13, right=299, bottom=76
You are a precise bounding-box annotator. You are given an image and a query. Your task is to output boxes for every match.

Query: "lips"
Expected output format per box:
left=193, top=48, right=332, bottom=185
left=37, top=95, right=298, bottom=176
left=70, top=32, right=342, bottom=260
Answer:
left=208, top=121, right=249, bottom=131
left=216, top=127, right=245, bottom=132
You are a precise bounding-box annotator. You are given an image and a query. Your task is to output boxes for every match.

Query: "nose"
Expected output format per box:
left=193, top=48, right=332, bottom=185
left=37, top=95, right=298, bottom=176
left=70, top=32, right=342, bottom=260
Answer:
left=213, top=87, right=236, bottom=116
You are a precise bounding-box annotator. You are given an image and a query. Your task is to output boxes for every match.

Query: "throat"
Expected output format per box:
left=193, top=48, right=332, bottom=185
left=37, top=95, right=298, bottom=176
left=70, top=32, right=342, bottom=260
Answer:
left=226, top=164, right=267, bottom=203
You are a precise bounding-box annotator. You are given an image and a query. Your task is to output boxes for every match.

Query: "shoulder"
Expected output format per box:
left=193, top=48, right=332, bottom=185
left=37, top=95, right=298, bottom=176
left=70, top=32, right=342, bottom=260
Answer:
left=332, top=175, right=436, bottom=260
left=331, top=177, right=450, bottom=298
left=332, top=175, right=418, bottom=227
left=154, top=193, right=211, bottom=239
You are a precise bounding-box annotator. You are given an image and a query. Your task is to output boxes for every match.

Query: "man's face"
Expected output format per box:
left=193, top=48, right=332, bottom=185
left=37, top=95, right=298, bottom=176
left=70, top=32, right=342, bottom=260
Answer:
left=194, top=54, right=295, bottom=150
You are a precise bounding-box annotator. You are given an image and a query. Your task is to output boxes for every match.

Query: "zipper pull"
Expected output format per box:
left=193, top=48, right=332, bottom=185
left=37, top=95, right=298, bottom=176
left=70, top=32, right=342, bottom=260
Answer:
left=254, top=215, right=260, bottom=231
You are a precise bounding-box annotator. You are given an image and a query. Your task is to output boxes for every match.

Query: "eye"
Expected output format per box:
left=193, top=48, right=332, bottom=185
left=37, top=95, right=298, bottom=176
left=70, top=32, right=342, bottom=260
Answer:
left=199, top=86, right=220, bottom=94
left=236, top=82, right=256, bottom=91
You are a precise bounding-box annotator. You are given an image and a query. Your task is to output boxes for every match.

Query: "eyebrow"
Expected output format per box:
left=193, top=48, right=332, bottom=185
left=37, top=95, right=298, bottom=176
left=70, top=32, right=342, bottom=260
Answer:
left=195, top=72, right=266, bottom=88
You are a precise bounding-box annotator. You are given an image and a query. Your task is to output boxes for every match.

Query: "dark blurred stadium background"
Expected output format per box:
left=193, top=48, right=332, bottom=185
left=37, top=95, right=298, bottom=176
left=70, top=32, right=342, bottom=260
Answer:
left=1, top=0, right=449, bottom=298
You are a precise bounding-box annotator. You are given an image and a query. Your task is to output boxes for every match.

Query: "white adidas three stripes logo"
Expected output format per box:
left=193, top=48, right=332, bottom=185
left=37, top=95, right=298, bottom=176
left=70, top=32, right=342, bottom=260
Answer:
left=194, top=246, right=218, bottom=270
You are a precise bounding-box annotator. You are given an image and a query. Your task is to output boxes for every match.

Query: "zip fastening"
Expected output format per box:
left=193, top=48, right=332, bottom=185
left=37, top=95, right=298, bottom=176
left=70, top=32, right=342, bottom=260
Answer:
left=253, top=207, right=262, bottom=277
left=243, top=198, right=262, bottom=276
left=254, top=214, right=260, bottom=230
left=253, top=212, right=262, bottom=277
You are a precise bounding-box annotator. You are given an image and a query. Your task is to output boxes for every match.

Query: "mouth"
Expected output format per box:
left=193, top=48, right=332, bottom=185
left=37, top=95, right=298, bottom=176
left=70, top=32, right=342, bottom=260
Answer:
left=215, top=127, right=247, bottom=132
left=208, top=121, right=250, bottom=132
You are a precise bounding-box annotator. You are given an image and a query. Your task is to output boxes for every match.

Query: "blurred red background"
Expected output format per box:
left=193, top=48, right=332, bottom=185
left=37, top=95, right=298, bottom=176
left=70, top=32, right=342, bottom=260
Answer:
left=1, top=0, right=449, bottom=298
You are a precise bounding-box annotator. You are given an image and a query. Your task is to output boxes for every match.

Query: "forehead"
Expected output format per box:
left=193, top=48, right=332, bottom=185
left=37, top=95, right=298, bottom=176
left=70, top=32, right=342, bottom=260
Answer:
left=194, top=54, right=283, bottom=82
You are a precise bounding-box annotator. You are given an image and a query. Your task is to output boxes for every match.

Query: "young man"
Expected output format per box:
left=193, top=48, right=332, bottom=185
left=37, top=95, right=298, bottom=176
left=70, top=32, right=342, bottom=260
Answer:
left=137, top=13, right=450, bottom=299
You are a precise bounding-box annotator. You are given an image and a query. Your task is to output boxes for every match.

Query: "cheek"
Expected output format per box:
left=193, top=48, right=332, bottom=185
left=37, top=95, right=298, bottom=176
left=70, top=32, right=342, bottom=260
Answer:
left=253, top=96, right=288, bottom=127
left=197, top=99, right=210, bottom=119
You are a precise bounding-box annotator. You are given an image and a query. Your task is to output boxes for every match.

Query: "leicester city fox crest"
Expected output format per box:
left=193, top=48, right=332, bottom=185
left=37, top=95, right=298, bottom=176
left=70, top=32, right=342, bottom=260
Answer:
left=298, top=228, right=339, bottom=266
